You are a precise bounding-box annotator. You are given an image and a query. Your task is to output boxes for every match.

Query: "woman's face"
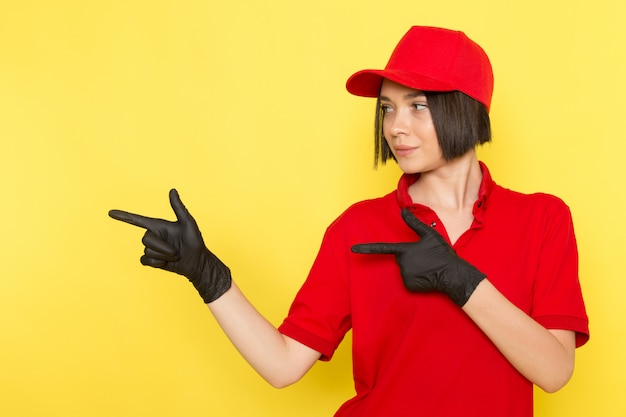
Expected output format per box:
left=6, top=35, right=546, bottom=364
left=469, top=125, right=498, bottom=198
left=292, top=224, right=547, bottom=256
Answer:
left=380, top=79, right=444, bottom=174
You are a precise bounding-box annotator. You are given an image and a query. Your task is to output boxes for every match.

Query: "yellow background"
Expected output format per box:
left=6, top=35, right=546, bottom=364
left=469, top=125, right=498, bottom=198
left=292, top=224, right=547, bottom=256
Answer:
left=0, top=0, right=623, bottom=415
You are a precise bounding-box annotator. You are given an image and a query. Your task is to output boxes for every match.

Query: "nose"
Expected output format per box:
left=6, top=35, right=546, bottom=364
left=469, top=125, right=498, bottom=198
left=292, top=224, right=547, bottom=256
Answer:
left=388, top=108, right=410, bottom=137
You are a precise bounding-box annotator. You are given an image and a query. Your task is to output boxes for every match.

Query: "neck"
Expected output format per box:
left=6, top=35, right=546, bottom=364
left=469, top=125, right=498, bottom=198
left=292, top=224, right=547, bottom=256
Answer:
left=408, top=151, right=482, bottom=210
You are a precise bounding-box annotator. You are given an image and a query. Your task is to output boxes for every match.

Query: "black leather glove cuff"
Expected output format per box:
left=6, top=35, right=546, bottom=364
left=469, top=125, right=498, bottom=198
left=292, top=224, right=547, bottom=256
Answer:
left=444, top=261, right=486, bottom=307
left=191, top=250, right=232, bottom=304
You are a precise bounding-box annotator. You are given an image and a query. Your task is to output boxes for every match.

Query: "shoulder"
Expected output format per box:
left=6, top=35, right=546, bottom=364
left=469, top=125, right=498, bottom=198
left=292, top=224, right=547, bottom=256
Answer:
left=492, top=184, right=571, bottom=214
left=319, top=190, right=401, bottom=244
left=488, top=185, right=574, bottom=235
left=480, top=163, right=571, bottom=216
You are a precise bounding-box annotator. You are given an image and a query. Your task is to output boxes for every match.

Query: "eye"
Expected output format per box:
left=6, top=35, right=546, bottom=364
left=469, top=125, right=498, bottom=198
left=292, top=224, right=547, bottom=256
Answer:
left=380, top=104, right=394, bottom=114
left=413, top=102, right=428, bottom=111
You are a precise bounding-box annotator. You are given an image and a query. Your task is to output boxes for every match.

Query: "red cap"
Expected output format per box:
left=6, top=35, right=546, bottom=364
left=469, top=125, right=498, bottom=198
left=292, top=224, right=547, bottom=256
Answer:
left=346, top=26, right=494, bottom=110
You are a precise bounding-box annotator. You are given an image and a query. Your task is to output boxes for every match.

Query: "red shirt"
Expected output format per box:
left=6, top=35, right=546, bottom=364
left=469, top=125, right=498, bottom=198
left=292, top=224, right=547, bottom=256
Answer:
left=279, top=162, right=589, bottom=417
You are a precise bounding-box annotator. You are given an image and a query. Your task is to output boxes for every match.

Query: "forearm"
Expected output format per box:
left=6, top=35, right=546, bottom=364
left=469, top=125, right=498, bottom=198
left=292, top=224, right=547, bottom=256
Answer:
left=462, top=279, right=576, bottom=393
left=108, top=192, right=320, bottom=386
left=207, top=282, right=320, bottom=388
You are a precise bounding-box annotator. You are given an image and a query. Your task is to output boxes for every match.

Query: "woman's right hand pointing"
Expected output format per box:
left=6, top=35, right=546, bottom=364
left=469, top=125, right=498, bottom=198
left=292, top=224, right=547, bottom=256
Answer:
left=109, top=189, right=232, bottom=304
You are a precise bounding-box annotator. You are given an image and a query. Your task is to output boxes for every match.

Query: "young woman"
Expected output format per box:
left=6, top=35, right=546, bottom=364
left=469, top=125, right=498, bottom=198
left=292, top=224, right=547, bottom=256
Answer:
left=109, top=26, right=589, bottom=416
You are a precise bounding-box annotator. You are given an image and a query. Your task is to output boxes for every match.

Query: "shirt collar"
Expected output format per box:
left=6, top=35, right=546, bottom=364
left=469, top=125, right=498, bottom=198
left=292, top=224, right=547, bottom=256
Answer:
left=396, top=161, right=495, bottom=221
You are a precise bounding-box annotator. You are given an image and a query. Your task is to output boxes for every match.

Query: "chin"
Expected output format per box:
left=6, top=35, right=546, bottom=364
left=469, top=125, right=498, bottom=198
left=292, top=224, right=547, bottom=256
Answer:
left=399, top=167, right=424, bottom=175
left=396, top=161, right=426, bottom=175
left=396, top=157, right=446, bottom=175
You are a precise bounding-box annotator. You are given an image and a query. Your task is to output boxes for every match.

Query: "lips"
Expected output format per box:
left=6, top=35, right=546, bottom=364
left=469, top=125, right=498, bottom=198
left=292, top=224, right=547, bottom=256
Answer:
left=394, top=145, right=417, bottom=157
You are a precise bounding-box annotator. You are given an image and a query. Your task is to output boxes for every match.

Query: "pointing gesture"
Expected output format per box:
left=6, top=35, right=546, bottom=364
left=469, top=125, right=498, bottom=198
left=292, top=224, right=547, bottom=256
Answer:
left=109, top=189, right=231, bottom=303
left=352, top=208, right=485, bottom=307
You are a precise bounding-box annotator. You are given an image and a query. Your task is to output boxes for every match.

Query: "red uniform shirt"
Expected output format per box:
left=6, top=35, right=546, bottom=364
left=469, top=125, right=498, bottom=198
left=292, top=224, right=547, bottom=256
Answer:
left=279, top=162, right=589, bottom=417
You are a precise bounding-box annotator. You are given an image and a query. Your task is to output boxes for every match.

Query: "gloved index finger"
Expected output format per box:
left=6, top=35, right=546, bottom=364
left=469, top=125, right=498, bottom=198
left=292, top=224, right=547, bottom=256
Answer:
left=108, top=209, right=160, bottom=231
left=351, top=242, right=403, bottom=255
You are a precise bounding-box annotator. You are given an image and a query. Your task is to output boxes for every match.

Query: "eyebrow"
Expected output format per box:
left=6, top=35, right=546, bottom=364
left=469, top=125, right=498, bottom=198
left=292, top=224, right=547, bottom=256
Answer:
left=379, top=91, right=426, bottom=101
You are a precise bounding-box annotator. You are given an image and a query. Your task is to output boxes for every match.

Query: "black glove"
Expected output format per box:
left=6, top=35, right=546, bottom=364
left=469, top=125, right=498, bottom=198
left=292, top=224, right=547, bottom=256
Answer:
left=109, top=189, right=231, bottom=304
left=351, top=208, right=485, bottom=307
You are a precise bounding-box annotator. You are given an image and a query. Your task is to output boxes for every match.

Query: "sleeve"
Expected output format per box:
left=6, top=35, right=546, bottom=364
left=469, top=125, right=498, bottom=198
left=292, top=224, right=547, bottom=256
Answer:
left=530, top=196, right=590, bottom=347
left=278, top=219, right=353, bottom=361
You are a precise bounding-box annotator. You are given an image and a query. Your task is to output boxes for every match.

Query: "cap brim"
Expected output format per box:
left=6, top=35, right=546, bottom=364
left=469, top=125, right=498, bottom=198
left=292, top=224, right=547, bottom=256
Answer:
left=346, top=69, right=456, bottom=97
